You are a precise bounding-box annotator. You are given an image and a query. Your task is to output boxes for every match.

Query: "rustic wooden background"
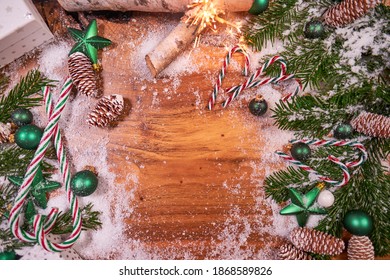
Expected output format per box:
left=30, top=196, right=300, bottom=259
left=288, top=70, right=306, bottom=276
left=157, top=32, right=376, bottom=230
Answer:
left=2, top=0, right=389, bottom=260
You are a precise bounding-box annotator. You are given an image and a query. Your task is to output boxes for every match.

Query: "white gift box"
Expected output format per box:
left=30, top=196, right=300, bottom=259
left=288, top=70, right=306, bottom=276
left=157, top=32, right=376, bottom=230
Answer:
left=0, top=0, right=53, bottom=68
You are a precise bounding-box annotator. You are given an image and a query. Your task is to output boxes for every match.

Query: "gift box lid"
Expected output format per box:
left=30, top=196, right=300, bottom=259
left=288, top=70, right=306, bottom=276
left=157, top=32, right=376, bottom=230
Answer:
left=0, top=0, right=51, bottom=52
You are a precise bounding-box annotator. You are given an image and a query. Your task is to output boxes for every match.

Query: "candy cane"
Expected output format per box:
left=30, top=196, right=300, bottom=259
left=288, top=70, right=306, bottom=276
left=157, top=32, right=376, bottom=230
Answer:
left=276, top=151, right=350, bottom=187
left=207, top=45, right=250, bottom=110
left=9, top=78, right=82, bottom=252
left=222, top=56, right=302, bottom=108
left=276, top=139, right=367, bottom=187
left=289, top=139, right=368, bottom=168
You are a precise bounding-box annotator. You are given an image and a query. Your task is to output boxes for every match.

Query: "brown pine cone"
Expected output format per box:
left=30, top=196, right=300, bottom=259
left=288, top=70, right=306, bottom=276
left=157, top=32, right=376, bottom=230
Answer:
left=279, top=243, right=314, bottom=260
left=324, top=0, right=382, bottom=27
left=351, top=111, right=390, bottom=138
left=290, top=227, right=345, bottom=256
left=348, top=235, right=375, bottom=260
left=68, top=52, right=98, bottom=97
left=87, top=94, right=124, bottom=127
left=0, top=122, right=12, bottom=143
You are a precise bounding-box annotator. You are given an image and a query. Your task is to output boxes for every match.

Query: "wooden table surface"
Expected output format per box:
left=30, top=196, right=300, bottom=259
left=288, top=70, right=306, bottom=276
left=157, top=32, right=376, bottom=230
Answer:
left=2, top=0, right=388, bottom=260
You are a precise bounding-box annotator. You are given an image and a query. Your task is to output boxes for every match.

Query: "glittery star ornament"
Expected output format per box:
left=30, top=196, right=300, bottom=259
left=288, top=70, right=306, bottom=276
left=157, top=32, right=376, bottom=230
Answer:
left=68, top=19, right=112, bottom=68
left=8, top=165, right=61, bottom=209
left=280, top=187, right=327, bottom=227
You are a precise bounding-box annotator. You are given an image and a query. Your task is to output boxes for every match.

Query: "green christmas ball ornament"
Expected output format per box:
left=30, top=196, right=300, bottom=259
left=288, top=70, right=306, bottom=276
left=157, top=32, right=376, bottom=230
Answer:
left=14, top=124, right=43, bottom=150
left=11, top=108, right=33, bottom=126
left=248, top=0, right=269, bottom=15
left=334, top=123, right=353, bottom=139
left=304, top=20, right=325, bottom=39
left=0, top=251, right=17, bottom=260
left=290, top=142, right=311, bottom=161
left=71, top=170, right=98, bottom=197
left=248, top=96, right=268, bottom=116
left=343, top=210, right=374, bottom=236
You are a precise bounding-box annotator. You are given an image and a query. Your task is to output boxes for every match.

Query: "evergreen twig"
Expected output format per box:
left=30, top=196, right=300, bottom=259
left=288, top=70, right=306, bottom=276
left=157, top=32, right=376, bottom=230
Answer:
left=0, top=70, right=53, bottom=123
left=51, top=203, right=102, bottom=234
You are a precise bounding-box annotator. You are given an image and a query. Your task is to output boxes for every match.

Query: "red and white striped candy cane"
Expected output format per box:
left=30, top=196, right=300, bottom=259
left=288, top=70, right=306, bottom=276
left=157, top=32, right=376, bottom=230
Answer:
left=275, top=151, right=351, bottom=187
left=222, top=56, right=302, bottom=108
left=9, top=78, right=82, bottom=252
left=289, top=139, right=368, bottom=168
left=207, top=45, right=250, bottom=110
left=275, top=138, right=367, bottom=188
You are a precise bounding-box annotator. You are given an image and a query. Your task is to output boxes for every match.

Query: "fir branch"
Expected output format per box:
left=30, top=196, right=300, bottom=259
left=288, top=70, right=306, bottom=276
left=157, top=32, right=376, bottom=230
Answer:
left=280, top=39, right=343, bottom=89
left=50, top=203, right=102, bottom=234
left=264, top=166, right=311, bottom=202
left=0, top=228, right=32, bottom=252
left=244, top=0, right=303, bottom=50
left=0, top=70, right=53, bottom=123
left=0, top=184, right=16, bottom=223
left=0, top=144, right=56, bottom=177
left=316, top=169, right=390, bottom=256
left=0, top=74, right=9, bottom=96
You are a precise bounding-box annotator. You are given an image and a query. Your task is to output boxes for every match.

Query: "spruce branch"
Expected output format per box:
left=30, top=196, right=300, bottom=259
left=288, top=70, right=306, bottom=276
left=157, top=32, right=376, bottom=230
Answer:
left=50, top=203, right=102, bottom=234
left=0, top=144, right=56, bottom=177
left=244, top=0, right=303, bottom=50
left=0, top=74, right=9, bottom=96
left=0, top=70, right=53, bottom=123
left=0, top=228, right=32, bottom=252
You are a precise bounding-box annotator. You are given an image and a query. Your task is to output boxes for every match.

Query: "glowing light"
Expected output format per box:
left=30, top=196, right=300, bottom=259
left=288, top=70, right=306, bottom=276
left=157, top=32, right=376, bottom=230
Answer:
left=183, top=0, right=241, bottom=47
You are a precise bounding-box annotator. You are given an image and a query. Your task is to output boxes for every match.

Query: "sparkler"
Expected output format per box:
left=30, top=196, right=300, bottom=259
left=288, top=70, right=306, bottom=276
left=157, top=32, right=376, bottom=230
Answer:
left=183, top=0, right=241, bottom=47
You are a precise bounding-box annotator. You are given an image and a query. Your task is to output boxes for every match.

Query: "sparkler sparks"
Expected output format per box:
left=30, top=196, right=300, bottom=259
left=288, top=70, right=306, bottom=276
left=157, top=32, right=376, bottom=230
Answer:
left=183, top=0, right=241, bottom=47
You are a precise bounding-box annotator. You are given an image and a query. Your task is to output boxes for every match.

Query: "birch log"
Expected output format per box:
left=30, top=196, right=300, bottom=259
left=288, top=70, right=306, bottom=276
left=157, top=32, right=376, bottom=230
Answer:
left=145, top=22, right=197, bottom=77
left=57, top=0, right=253, bottom=12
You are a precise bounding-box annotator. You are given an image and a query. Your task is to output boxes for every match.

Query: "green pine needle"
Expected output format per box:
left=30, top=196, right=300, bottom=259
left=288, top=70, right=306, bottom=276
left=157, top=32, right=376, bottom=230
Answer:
left=50, top=203, right=102, bottom=235
left=0, top=70, right=54, bottom=123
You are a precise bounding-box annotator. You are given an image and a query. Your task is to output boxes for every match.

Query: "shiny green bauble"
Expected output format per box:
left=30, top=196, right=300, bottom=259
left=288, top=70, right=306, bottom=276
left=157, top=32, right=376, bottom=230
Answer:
left=11, top=108, right=33, bottom=126
left=248, top=0, right=269, bottom=15
left=334, top=123, right=353, bottom=139
left=343, top=210, right=374, bottom=236
left=14, top=124, right=43, bottom=150
left=248, top=97, right=268, bottom=116
left=291, top=142, right=311, bottom=161
left=304, top=20, right=325, bottom=39
left=71, top=170, right=98, bottom=197
left=0, top=251, right=17, bottom=260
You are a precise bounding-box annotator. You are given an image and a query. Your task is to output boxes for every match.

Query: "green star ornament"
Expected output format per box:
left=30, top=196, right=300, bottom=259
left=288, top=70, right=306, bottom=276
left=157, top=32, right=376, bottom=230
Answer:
left=68, top=19, right=112, bottom=68
left=8, top=165, right=61, bottom=209
left=280, top=187, right=327, bottom=227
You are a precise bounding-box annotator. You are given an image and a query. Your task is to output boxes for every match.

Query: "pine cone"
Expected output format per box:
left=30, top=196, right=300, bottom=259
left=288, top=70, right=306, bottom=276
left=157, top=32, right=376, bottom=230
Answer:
left=87, top=94, right=124, bottom=127
left=351, top=111, right=390, bottom=138
left=0, top=122, right=12, bottom=143
left=68, top=52, right=98, bottom=97
left=279, top=243, right=314, bottom=260
left=290, top=227, right=345, bottom=256
left=348, top=235, right=375, bottom=260
left=324, top=0, right=382, bottom=27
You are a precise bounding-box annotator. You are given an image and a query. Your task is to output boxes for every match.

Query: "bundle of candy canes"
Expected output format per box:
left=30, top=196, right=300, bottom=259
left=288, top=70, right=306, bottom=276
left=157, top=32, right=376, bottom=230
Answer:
left=207, top=45, right=303, bottom=110
left=8, top=79, right=82, bottom=252
left=276, top=139, right=368, bottom=188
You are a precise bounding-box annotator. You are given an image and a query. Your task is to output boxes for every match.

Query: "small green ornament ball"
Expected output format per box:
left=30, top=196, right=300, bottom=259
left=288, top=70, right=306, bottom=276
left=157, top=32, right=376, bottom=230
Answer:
left=304, top=20, right=325, bottom=39
left=11, top=108, right=33, bottom=126
left=343, top=210, right=374, bottom=236
left=71, top=170, right=98, bottom=197
left=291, top=142, right=311, bottom=161
left=14, top=124, right=43, bottom=150
left=248, top=97, right=268, bottom=116
left=248, top=0, right=269, bottom=15
left=334, top=123, right=353, bottom=139
left=0, top=251, right=17, bottom=260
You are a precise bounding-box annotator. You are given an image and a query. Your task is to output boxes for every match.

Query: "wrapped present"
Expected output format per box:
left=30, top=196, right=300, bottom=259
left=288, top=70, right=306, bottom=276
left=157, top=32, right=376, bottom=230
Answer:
left=0, top=0, right=53, bottom=68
